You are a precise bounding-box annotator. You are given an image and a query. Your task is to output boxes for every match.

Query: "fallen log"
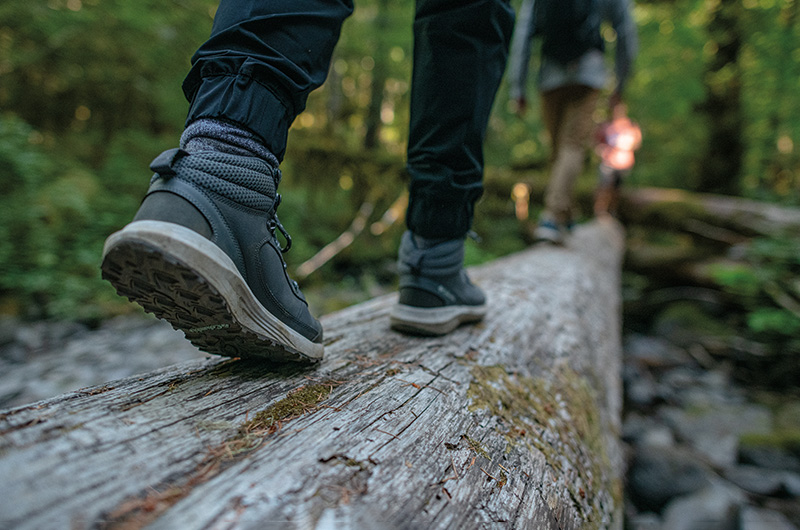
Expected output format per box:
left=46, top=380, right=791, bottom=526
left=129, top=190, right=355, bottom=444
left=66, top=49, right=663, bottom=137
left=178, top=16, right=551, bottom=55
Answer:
left=0, top=218, right=625, bottom=530
left=620, top=187, right=800, bottom=292
left=619, top=186, right=800, bottom=239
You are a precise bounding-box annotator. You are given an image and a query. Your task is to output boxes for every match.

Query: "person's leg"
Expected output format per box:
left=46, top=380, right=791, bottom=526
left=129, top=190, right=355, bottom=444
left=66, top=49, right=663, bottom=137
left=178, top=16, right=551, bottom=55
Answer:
left=183, top=0, right=354, bottom=160
left=391, top=0, right=514, bottom=336
left=537, top=85, right=599, bottom=243
left=540, top=87, right=567, bottom=164
left=594, top=163, right=616, bottom=216
left=405, top=0, right=515, bottom=240
left=102, top=0, right=353, bottom=362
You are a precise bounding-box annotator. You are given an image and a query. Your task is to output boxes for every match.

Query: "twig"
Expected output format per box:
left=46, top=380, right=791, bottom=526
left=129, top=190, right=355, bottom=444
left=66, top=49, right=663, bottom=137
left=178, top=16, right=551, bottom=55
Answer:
left=295, top=201, right=375, bottom=279
left=465, top=455, right=477, bottom=472
left=397, top=379, right=446, bottom=395
left=450, top=454, right=460, bottom=480
left=370, top=191, right=408, bottom=236
left=480, top=467, right=499, bottom=481
left=374, top=428, right=400, bottom=440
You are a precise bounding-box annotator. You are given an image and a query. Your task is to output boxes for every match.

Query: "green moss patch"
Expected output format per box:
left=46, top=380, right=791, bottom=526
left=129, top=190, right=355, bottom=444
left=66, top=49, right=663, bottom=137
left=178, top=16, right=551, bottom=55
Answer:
left=239, top=382, right=339, bottom=437
left=467, top=363, right=622, bottom=527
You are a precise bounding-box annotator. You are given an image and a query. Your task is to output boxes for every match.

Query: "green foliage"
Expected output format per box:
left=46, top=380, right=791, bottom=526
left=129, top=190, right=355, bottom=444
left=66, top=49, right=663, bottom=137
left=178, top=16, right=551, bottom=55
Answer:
left=289, top=0, right=414, bottom=154
left=711, top=232, right=800, bottom=340
left=0, top=115, right=113, bottom=319
left=739, top=0, right=800, bottom=203
left=710, top=263, right=762, bottom=298
left=1, top=0, right=800, bottom=326
left=747, top=308, right=800, bottom=336
left=0, top=0, right=217, bottom=155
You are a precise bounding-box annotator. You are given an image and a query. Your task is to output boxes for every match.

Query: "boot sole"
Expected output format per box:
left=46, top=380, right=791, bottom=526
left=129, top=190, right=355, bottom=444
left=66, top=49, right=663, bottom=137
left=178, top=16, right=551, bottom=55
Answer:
left=533, top=225, right=566, bottom=245
left=101, top=220, right=323, bottom=363
left=389, top=303, right=486, bottom=336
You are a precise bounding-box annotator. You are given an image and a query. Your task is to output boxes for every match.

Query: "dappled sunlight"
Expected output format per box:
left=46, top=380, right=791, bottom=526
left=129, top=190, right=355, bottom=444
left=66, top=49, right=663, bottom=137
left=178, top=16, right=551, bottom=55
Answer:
left=511, top=182, right=531, bottom=221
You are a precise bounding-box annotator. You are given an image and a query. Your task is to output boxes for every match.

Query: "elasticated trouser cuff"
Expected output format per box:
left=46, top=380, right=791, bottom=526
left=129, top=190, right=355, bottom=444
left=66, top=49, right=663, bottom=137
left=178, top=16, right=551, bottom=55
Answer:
left=405, top=175, right=483, bottom=240
left=183, top=62, right=295, bottom=161
left=181, top=0, right=354, bottom=161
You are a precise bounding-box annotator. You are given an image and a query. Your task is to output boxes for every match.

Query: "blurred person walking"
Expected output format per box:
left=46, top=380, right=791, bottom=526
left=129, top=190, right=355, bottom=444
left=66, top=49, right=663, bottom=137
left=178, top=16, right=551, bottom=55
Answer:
left=508, top=0, right=638, bottom=244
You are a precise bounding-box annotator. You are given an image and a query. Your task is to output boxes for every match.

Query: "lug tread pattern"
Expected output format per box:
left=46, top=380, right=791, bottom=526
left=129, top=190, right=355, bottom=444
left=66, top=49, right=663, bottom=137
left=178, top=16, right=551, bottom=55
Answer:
left=101, top=241, right=309, bottom=364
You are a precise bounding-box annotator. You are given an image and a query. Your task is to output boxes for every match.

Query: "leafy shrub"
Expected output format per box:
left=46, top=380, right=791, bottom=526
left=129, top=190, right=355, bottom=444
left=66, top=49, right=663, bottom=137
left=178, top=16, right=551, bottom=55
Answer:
left=712, top=232, right=800, bottom=342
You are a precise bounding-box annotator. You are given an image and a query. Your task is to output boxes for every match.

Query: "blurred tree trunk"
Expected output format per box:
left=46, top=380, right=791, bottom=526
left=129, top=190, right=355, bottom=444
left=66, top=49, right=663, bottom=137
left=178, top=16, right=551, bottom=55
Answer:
left=363, top=0, right=390, bottom=150
left=759, top=2, right=799, bottom=194
left=696, top=0, right=745, bottom=195
left=325, top=59, right=344, bottom=137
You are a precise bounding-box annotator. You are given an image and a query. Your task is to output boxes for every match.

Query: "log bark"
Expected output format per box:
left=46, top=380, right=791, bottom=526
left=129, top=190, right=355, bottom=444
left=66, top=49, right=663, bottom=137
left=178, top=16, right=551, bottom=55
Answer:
left=0, top=219, right=626, bottom=530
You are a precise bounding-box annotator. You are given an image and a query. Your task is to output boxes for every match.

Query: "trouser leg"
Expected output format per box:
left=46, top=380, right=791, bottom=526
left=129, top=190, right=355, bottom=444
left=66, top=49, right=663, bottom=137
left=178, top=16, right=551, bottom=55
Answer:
left=540, top=87, right=565, bottom=162
left=182, top=0, right=354, bottom=161
left=405, top=0, right=515, bottom=240
left=541, top=85, right=599, bottom=223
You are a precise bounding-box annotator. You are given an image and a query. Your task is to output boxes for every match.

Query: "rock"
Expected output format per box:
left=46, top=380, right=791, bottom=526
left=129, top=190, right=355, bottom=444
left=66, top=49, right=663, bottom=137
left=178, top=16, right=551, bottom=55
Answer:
left=739, top=445, right=800, bottom=474
left=15, top=320, right=88, bottom=355
left=785, top=472, right=800, bottom=497
left=661, top=479, right=744, bottom=530
left=627, top=444, right=711, bottom=513
left=622, top=413, right=674, bottom=447
left=740, top=505, right=798, bottom=530
left=0, top=316, right=207, bottom=410
left=627, top=512, right=663, bottom=530
left=0, top=343, right=27, bottom=364
left=724, top=465, right=788, bottom=497
left=660, top=402, right=773, bottom=468
left=624, top=364, right=660, bottom=409
left=624, top=333, right=691, bottom=368
left=657, top=366, right=723, bottom=408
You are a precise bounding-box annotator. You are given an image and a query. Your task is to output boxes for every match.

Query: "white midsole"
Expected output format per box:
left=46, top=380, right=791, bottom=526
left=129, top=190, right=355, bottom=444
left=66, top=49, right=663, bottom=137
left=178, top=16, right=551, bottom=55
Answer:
left=103, top=220, right=323, bottom=360
left=389, top=303, right=487, bottom=326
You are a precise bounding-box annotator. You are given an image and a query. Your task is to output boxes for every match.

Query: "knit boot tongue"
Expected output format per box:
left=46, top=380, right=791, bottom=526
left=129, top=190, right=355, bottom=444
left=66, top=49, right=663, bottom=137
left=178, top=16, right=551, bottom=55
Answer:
left=158, top=149, right=279, bottom=213
left=181, top=118, right=281, bottom=179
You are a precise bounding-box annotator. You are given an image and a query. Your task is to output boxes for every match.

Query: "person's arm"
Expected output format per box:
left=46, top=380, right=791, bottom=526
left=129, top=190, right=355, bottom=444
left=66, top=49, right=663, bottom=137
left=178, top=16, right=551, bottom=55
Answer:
left=607, top=0, right=638, bottom=104
left=508, top=0, right=536, bottom=114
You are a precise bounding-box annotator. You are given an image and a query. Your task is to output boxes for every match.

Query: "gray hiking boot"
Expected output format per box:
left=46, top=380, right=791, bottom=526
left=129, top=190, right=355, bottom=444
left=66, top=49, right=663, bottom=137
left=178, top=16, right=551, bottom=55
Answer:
left=101, top=148, right=323, bottom=363
left=389, top=231, right=487, bottom=336
left=533, top=214, right=574, bottom=245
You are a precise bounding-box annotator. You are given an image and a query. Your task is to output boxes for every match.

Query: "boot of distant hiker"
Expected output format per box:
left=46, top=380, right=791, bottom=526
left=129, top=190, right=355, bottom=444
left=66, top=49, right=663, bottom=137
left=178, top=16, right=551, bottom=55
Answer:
left=101, top=134, right=323, bottom=363
left=533, top=212, right=574, bottom=245
left=390, top=231, right=487, bottom=336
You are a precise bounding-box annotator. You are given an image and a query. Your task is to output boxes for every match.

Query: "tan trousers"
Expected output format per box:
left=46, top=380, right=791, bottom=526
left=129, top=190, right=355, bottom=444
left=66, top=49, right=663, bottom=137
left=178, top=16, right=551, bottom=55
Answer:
left=540, top=85, right=599, bottom=224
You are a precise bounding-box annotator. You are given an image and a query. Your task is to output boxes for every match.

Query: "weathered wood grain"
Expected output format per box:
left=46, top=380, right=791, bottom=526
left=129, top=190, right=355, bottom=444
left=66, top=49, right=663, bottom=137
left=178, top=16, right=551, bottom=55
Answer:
left=0, top=218, right=625, bottom=530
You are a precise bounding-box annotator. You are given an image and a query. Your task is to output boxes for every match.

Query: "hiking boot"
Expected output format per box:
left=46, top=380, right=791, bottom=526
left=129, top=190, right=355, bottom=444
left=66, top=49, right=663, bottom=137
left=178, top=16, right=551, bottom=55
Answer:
left=389, top=231, right=487, bottom=336
left=533, top=215, right=573, bottom=245
left=101, top=148, right=323, bottom=363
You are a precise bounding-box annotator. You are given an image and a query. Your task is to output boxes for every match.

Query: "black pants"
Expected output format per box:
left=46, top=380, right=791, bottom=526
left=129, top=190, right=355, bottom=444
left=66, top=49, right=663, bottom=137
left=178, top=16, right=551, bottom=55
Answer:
left=183, top=0, right=514, bottom=239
